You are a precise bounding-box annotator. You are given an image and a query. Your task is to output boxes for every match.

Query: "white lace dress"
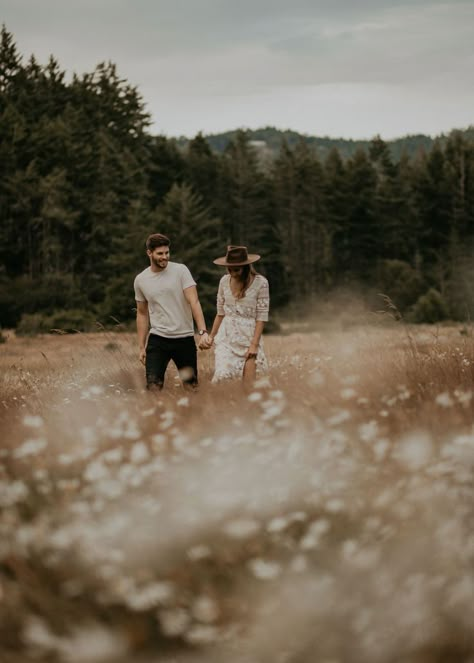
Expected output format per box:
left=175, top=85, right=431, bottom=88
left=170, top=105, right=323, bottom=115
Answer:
left=212, top=274, right=270, bottom=383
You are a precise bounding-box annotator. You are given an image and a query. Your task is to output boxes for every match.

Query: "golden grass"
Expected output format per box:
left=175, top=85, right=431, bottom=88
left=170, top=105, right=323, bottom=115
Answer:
left=0, top=324, right=473, bottom=663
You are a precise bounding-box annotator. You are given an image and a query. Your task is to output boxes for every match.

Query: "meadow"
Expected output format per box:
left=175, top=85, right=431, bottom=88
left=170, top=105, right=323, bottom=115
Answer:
left=0, top=321, right=473, bottom=663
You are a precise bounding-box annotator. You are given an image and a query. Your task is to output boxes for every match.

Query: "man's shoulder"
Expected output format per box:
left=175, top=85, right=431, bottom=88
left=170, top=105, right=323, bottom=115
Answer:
left=168, top=261, right=189, bottom=273
left=134, top=266, right=151, bottom=282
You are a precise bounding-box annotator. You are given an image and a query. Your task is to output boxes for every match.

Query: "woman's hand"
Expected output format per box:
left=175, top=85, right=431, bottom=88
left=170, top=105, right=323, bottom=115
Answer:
left=245, top=343, right=258, bottom=360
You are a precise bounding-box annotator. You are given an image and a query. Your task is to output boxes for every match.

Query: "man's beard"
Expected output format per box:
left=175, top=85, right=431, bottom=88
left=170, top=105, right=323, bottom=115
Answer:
left=152, top=258, right=168, bottom=269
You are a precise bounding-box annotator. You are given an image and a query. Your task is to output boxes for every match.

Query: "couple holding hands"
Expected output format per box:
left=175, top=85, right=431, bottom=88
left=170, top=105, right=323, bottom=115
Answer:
left=134, top=233, right=269, bottom=390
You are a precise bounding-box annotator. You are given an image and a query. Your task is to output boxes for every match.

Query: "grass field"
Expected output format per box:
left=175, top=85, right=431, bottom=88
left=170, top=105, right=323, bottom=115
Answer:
left=0, top=323, right=473, bottom=663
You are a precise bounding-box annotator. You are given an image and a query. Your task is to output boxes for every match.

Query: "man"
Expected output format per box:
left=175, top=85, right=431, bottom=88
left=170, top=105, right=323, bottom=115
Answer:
left=134, top=233, right=210, bottom=390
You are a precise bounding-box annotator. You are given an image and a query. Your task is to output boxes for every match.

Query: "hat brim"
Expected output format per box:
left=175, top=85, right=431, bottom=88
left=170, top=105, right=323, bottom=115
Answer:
left=213, top=254, right=261, bottom=266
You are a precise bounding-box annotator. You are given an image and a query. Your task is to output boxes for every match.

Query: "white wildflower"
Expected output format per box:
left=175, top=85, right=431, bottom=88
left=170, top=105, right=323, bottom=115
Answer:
left=0, top=479, right=28, bottom=507
left=248, top=558, right=282, bottom=580
left=128, top=581, right=175, bottom=611
left=374, top=439, right=390, bottom=461
left=96, top=480, right=124, bottom=500
left=341, top=388, right=357, bottom=400
left=84, top=460, right=109, bottom=482
left=185, top=624, right=219, bottom=645
left=254, top=376, right=271, bottom=388
left=247, top=391, right=262, bottom=402
left=358, top=420, right=379, bottom=442
left=326, top=410, right=351, bottom=426
left=192, top=596, right=220, bottom=623
left=187, top=544, right=212, bottom=561
left=158, top=608, right=191, bottom=637
left=151, top=434, right=167, bottom=452
left=308, top=371, right=325, bottom=387
left=326, top=498, right=345, bottom=513
left=23, top=616, right=59, bottom=650
left=123, top=424, right=141, bottom=440
left=101, top=448, right=123, bottom=464
left=269, top=390, right=284, bottom=399
left=393, top=432, right=433, bottom=470
left=13, top=437, right=47, bottom=458
left=23, top=415, right=44, bottom=428
left=454, top=389, right=472, bottom=406
left=290, top=554, right=308, bottom=573
left=435, top=392, right=454, bottom=408
left=267, top=516, right=290, bottom=533
left=130, top=442, right=150, bottom=464
left=58, top=624, right=128, bottom=661
left=223, top=517, right=260, bottom=539
left=176, top=396, right=190, bottom=407
left=58, top=454, right=75, bottom=465
left=300, top=518, right=331, bottom=550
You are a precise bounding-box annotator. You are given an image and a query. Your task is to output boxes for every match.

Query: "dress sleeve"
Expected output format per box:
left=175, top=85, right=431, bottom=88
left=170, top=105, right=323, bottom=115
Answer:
left=217, top=277, right=225, bottom=315
left=256, top=277, right=270, bottom=322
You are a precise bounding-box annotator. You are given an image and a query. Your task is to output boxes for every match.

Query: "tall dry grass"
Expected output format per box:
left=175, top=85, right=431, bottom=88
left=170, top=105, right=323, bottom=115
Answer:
left=0, top=323, right=473, bottom=663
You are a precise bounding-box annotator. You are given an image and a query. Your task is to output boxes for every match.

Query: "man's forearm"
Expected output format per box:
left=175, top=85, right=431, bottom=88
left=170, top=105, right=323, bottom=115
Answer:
left=137, top=313, right=149, bottom=349
left=191, top=300, right=207, bottom=331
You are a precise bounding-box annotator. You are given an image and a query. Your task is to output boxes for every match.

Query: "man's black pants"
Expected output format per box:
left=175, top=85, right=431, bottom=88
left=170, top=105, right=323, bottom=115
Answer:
left=145, top=333, right=198, bottom=389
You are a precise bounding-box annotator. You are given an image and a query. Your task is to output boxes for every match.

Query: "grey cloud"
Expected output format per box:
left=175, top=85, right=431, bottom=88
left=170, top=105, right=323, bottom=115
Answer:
left=1, top=0, right=472, bottom=137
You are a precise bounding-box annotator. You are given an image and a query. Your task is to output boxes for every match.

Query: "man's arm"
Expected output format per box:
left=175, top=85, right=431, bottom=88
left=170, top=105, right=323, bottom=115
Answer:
left=183, top=286, right=209, bottom=346
left=136, top=300, right=149, bottom=364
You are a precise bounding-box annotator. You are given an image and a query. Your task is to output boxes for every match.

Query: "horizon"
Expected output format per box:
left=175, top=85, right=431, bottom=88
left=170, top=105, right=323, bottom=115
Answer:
left=168, top=123, right=473, bottom=142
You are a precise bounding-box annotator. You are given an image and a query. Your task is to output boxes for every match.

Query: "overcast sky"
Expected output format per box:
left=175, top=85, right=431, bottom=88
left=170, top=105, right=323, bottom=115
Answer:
left=2, top=0, right=473, bottom=139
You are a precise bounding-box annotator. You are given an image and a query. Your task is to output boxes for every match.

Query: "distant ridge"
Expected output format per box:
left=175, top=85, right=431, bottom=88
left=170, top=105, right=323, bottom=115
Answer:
left=176, top=125, right=474, bottom=161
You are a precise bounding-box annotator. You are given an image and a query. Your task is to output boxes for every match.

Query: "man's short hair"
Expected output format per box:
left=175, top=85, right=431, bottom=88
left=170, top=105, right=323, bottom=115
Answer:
left=146, top=233, right=170, bottom=251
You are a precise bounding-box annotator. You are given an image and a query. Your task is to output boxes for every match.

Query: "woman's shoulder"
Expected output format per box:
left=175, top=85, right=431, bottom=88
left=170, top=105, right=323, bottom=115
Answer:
left=254, top=273, right=269, bottom=287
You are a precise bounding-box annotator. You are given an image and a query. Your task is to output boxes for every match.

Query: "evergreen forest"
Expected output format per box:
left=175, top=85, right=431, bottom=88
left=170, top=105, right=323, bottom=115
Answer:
left=1, top=26, right=473, bottom=333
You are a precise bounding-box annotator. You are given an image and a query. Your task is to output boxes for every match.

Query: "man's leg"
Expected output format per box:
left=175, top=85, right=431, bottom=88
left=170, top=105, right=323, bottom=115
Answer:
left=146, top=334, right=171, bottom=390
left=172, top=336, right=198, bottom=388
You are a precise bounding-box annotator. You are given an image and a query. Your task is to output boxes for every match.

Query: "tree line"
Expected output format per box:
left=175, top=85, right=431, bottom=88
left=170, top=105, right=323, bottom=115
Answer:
left=1, top=26, right=473, bottom=333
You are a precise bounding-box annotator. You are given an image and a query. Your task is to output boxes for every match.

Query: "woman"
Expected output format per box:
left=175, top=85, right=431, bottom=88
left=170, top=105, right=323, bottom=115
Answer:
left=206, top=245, right=270, bottom=383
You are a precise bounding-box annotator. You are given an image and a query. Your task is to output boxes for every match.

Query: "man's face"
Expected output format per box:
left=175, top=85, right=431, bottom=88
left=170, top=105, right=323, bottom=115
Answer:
left=148, top=245, right=170, bottom=270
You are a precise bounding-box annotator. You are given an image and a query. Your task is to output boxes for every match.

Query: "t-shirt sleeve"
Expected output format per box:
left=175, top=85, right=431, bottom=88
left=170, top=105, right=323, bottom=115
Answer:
left=217, top=276, right=225, bottom=315
left=256, top=277, right=270, bottom=322
left=181, top=264, right=197, bottom=290
left=134, top=275, right=146, bottom=302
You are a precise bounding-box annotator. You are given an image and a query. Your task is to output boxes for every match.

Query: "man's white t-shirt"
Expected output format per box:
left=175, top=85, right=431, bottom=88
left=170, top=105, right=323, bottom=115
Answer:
left=134, top=262, right=196, bottom=338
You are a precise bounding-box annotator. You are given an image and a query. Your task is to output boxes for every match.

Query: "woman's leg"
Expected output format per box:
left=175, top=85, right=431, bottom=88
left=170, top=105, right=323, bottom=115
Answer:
left=242, top=356, right=257, bottom=384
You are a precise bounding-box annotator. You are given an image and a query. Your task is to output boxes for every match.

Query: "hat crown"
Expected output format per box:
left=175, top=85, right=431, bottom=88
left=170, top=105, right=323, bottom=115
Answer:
left=226, top=245, right=249, bottom=264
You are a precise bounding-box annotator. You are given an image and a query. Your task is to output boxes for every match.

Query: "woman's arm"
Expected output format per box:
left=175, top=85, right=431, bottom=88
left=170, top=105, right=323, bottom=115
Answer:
left=246, top=320, right=265, bottom=358
left=209, top=314, right=225, bottom=344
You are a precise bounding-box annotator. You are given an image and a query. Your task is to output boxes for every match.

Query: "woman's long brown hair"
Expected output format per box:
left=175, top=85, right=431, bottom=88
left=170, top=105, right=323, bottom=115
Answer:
left=229, top=264, right=257, bottom=299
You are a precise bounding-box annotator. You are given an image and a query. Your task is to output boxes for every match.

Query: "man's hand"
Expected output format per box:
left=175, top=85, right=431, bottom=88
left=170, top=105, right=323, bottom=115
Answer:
left=245, top=343, right=258, bottom=360
left=198, top=332, right=212, bottom=350
left=139, top=348, right=146, bottom=365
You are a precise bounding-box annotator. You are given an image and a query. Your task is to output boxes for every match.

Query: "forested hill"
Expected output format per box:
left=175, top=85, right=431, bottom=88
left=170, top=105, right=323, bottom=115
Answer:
left=177, top=126, right=474, bottom=162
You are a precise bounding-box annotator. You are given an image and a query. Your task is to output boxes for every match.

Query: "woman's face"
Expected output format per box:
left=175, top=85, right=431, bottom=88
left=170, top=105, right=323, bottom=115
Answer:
left=228, top=266, right=243, bottom=278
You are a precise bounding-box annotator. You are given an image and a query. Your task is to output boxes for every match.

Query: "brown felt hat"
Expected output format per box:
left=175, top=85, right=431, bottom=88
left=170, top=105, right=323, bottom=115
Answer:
left=213, top=245, right=261, bottom=266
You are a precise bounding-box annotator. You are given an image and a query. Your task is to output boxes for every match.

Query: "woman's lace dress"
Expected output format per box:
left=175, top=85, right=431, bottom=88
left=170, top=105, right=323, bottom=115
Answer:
left=212, top=274, right=270, bottom=382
